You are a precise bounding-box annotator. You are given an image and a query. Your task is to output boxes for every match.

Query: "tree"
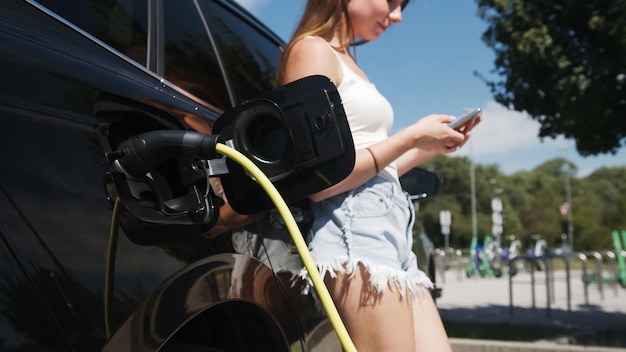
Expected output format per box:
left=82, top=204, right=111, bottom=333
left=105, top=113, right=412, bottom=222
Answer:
left=419, top=154, right=626, bottom=252
left=475, top=0, right=626, bottom=156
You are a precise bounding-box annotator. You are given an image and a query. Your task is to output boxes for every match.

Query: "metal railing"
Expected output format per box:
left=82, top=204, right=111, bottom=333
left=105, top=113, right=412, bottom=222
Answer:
left=507, top=250, right=625, bottom=317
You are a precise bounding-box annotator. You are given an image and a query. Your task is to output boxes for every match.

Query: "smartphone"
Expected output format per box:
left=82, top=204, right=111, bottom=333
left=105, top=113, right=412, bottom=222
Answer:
left=448, top=108, right=482, bottom=130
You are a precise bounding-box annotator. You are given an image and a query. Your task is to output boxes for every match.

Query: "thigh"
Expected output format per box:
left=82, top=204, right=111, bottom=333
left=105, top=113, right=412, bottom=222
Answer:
left=325, top=264, right=416, bottom=352
left=412, top=290, right=452, bottom=352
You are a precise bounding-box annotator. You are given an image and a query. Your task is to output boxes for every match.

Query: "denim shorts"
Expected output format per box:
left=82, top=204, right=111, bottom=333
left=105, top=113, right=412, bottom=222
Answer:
left=231, top=218, right=303, bottom=275
left=299, top=176, right=432, bottom=299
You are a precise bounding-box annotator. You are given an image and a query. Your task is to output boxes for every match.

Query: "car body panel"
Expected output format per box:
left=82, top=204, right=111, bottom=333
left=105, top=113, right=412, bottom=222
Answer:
left=0, top=1, right=330, bottom=351
left=0, top=1, right=435, bottom=350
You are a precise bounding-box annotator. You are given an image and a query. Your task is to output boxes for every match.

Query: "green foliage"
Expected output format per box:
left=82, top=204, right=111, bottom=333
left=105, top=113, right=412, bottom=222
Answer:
left=418, top=155, right=626, bottom=252
left=475, top=0, right=626, bottom=156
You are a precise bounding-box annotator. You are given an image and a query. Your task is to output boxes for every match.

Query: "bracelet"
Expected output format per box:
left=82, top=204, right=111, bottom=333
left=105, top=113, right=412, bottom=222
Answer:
left=365, top=147, right=379, bottom=174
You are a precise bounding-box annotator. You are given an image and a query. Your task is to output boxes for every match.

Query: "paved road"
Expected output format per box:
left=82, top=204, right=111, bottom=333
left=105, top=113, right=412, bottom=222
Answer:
left=435, top=267, right=626, bottom=350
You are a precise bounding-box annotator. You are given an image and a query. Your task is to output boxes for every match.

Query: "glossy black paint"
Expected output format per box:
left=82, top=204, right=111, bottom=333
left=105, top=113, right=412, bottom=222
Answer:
left=1, top=1, right=439, bottom=351
left=0, top=1, right=331, bottom=351
left=102, top=254, right=300, bottom=352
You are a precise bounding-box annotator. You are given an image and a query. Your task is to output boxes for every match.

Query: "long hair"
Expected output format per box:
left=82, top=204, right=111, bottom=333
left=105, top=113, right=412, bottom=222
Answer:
left=275, top=0, right=411, bottom=85
left=275, top=0, right=352, bottom=85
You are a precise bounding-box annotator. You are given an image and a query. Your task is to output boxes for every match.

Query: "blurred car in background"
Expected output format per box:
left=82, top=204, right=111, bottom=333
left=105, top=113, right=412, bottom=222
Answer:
left=400, top=167, right=443, bottom=302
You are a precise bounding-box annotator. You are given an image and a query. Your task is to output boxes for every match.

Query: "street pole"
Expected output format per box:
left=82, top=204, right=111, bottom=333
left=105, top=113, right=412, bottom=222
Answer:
left=461, top=108, right=478, bottom=239
left=440, top=209, right=451, bottom=259
left=559, top=141, right=574, bottom=251
left=491, top=197, right=503, bottom=245
left=470, top=138, right=477, bottom=237
left=564, top=165, right=574, bottom=250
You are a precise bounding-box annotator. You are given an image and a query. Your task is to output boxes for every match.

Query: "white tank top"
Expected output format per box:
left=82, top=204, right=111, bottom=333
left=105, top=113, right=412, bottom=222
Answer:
left=329, top=45, right=399, bottom=182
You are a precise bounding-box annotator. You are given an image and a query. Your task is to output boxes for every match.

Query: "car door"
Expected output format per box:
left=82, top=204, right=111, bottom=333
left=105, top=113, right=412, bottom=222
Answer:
left=1, top=0, right=308, bottom=351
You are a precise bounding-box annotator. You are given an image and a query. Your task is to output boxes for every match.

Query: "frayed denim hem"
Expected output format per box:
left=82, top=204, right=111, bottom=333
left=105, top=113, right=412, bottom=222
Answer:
left=298, top=257, right=433, bottom=305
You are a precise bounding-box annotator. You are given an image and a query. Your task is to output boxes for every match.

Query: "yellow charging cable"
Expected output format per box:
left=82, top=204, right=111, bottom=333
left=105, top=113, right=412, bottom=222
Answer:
left=104, top=143, right=357, bottom=350
left=216, top=143, right=357, bottom=352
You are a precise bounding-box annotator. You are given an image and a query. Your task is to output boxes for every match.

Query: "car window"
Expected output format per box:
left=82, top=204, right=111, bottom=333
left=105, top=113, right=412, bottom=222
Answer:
left=35, top=0, right=149, bottom=66
left=162, top=1, right=232, bottom=110
left=34, top=0, right=282, bottom=111
left=198, top=0, right=282, bottom=103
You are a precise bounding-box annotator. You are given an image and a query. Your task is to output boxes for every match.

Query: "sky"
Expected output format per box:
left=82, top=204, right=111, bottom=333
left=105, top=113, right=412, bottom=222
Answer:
left=235, top=0, right=626, bottom=177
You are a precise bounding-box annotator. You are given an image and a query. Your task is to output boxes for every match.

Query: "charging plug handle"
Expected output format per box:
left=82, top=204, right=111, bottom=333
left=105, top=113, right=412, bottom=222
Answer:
left=108, top=130, right=222, bottom=179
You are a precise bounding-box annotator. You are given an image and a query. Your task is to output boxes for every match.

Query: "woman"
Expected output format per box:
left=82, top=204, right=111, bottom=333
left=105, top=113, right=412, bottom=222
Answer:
left=277, top=0, right=480, bottom=350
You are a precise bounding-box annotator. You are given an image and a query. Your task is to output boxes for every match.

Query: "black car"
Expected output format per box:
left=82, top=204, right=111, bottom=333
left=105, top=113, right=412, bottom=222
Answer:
left=0, top=1, right=440, bottom=351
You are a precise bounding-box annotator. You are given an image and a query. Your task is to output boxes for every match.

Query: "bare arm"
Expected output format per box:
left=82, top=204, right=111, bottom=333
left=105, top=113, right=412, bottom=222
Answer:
left=309, top=115, right=465, bottom=201
left=283, top=37, right=477, bottom=202
left=202, top=202, right=266, bottom=239
left=395, top=113, right=482, bottom=177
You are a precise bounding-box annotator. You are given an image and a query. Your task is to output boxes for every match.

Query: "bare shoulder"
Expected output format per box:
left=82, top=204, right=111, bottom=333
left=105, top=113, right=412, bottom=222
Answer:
left=291, top=36, right=332, bottom=54
left=284, top=36, right=341, bottom=85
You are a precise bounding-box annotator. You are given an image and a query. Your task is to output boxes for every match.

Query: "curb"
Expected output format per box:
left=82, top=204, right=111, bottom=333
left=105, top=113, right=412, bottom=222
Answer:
left=450, top=338, right=626, bottom=352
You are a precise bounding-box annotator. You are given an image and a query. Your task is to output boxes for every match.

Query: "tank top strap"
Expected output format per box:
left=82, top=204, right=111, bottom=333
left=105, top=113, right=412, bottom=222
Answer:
left=303, top=36, right=352, bottom=84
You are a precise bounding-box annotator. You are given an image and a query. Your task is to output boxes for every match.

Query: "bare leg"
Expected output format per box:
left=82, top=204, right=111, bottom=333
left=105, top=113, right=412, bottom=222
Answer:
left=325, top=264, right=416, bottom=352
left=412, top=288, right=452, bottom=352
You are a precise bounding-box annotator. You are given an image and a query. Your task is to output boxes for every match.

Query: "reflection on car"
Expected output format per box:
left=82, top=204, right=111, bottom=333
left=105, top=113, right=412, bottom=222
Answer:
left=0, top=1, right=442, bottom=351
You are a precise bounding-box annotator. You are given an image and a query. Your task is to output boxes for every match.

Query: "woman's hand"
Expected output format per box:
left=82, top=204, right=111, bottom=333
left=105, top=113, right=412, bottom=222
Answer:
left=408, top=113, right=481, bottom=155
left=201, top=205, right=267, bottom=239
